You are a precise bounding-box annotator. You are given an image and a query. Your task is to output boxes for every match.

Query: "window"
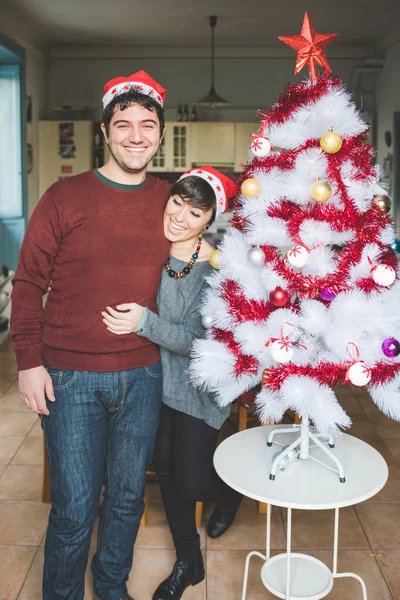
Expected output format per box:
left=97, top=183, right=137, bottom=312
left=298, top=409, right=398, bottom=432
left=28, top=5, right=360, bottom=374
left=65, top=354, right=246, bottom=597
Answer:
left=0, top=64, right=23, bottom=218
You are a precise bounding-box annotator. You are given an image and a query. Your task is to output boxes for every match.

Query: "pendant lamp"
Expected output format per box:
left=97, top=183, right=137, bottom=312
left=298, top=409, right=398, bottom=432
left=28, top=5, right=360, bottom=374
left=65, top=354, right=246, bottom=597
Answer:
left=196, top=15, right=231, bottom=108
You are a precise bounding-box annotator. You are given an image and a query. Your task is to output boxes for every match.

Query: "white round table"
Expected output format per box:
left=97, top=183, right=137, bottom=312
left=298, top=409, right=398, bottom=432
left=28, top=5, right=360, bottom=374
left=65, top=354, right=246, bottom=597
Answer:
left=214, top=425, right=388, bottom=600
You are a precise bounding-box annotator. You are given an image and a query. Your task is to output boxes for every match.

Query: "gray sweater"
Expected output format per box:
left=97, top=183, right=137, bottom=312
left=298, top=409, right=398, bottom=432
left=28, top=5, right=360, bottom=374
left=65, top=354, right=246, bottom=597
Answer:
left=136, top=255, right=230, bottom=430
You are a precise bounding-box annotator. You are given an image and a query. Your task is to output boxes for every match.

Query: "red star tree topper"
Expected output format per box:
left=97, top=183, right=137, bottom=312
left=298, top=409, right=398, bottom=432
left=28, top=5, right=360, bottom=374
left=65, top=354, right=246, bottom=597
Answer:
left=279, top=12, right=338, bottom=79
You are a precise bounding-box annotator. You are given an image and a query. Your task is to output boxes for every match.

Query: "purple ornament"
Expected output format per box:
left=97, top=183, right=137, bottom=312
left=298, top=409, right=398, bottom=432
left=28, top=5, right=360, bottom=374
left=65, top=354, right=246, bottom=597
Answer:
left=382, top=337, right=400, bottom=358
left=320, top=288, right=337, bottom=302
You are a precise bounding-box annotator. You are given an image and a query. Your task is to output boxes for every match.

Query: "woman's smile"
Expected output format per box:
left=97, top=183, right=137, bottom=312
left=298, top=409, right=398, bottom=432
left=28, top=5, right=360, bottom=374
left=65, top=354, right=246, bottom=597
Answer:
left=168, top=219, right=186, bottom=234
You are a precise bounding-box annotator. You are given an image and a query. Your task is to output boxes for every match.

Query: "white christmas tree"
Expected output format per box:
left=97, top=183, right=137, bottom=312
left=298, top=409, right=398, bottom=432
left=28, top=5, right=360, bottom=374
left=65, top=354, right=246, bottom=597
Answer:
left=190, top=14, right=400, bottom=440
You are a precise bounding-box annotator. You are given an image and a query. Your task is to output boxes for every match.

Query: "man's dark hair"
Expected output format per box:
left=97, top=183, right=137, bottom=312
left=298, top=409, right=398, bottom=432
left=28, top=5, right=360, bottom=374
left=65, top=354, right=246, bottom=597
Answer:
left=102, top=91, right=165, bottom=137
left=170, top=176, right=217, bottom=226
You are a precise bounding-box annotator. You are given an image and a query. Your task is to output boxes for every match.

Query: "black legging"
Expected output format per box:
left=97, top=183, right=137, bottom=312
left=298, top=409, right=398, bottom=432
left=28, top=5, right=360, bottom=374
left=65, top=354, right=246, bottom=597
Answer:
left=154, top=403, right=240, bottom=559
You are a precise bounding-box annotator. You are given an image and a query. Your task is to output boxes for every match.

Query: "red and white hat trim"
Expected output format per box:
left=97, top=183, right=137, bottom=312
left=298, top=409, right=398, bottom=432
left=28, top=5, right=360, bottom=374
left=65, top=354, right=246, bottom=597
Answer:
left=102, top=71, right=166, bottom=109
left=103, top=81, right=163, bottom=109
left=178, top=168, right=232, bottom=220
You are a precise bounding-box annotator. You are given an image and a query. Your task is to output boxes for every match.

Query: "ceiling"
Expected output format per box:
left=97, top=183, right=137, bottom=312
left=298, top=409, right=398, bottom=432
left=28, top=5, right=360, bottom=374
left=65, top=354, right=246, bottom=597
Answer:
left=3, top=0, right=400, bottom=51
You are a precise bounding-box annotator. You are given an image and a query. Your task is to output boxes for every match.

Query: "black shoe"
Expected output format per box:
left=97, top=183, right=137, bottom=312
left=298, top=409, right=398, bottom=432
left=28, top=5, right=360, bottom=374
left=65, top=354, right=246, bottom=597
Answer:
left=207, top=497, right=243, bottom=539
left=152, top=554, right=205, bottom=600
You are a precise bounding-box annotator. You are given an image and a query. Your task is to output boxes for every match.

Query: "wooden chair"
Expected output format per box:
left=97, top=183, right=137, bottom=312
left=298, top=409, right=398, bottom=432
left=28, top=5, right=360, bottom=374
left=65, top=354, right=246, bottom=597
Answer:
left=235, top=387, right=260, bottom=432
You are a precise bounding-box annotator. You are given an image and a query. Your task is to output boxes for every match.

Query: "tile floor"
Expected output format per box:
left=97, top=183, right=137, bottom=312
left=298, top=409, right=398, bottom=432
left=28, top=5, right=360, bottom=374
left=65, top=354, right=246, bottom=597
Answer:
left=1, top=338, right=400, bottom=599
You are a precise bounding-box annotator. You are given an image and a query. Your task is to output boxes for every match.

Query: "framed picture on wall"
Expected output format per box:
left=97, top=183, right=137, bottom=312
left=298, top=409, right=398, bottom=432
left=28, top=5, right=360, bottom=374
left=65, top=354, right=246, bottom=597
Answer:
left=58, top=122, right=76, bottom=158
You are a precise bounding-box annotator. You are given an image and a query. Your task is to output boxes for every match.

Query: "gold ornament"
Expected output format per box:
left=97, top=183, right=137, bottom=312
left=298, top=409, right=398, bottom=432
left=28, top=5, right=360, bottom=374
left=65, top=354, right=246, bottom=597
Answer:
left=241, top=178, right=261, bottom=198
left=320, top=128, right=343, bottom=154
left=311, top=177, right=332, bottom=203
left=372, top=194, right=391, bottom=214
left=209, top=249, right=221, bottom=269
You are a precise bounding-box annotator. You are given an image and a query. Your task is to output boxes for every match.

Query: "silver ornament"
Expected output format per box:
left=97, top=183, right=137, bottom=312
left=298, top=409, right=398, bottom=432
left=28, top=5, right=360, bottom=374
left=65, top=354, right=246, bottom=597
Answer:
left=247, top=247, right=265, bottom=267
left=201, top=314, right=214, bottom=329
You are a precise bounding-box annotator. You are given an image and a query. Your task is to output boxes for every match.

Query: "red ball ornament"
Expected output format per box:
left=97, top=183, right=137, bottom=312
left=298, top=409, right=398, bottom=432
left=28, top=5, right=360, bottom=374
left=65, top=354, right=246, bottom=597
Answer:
left=269, top=287, right=289, bottom=307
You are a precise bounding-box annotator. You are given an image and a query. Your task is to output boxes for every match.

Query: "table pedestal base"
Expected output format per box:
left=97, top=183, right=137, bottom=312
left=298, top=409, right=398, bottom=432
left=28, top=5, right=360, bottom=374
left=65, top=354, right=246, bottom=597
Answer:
left=242, top=551, right=367, bottom=600
left=242, top=505, right=368, bottom=600
left=267, top=418, right=346, bottom=483
left=261, top=553, right=333, bottom=600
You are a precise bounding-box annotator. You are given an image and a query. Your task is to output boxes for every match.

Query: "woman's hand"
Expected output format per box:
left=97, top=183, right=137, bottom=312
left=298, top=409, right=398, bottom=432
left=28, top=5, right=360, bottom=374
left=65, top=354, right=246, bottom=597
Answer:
left=102, top=303, right=144, bottom=335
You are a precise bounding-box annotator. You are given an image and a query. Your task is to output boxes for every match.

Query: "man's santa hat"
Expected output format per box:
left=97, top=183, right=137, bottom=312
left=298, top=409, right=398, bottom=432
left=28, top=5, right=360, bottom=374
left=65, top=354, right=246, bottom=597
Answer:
left=178, top=166, right=237, bottom=219
left=102, top=70, right=166, bottom=109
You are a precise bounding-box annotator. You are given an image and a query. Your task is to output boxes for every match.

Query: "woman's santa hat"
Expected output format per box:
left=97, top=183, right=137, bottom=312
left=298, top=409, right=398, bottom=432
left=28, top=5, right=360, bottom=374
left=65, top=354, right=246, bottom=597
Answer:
left=102, top=70, right=166, bottom=109
left=178, top=166, right=237, bottom=219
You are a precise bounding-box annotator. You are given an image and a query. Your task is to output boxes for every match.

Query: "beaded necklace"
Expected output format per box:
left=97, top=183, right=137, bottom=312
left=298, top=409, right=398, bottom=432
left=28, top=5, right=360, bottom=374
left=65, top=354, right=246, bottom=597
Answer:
left=165, top=233, right=203, bottom=279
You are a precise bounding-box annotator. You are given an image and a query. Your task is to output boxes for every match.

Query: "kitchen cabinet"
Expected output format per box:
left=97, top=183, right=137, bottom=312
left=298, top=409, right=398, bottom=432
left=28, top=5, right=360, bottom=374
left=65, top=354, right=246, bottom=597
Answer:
left=189, top=122, right=235, bottom=166
left=148, top=122, right=190, bottom=173
left=234, top=122, right=259, bottom=172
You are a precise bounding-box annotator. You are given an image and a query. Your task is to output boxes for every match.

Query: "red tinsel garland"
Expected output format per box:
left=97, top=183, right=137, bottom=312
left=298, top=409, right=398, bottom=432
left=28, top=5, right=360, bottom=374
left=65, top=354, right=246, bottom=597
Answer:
left=241, top=152, right=296, bottom=182
left=267, top=201, right=357, bottom=235
left=234, top=355, right=259, bottom=377
left=262, top=361, right=400, bottom=391
left=220, top=280, right=275, bottom=323
left=229, top=213, right=247, bottom=231
left=212, top=328, right=259, bottom=376
left=262, top=76, right=343, bottom=128
left=213, top=328, right=241, bottom=355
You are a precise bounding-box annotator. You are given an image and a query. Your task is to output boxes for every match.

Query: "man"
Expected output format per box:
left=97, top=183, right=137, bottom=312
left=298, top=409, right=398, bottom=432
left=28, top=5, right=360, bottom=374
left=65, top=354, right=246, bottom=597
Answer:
left=11, top=71, right=171, bottom=600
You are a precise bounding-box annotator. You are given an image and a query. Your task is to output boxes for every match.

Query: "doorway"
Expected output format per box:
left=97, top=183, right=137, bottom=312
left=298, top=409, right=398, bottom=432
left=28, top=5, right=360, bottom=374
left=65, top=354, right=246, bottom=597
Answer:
left=0, top=34, right=27, bottom=271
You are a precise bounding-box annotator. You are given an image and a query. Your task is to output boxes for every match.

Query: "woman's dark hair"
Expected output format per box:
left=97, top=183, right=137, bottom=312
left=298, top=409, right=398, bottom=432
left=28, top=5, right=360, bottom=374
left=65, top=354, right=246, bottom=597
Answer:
left=171, top=176, right=217, bottom=226
left=102, top=90, right=165, bottom=137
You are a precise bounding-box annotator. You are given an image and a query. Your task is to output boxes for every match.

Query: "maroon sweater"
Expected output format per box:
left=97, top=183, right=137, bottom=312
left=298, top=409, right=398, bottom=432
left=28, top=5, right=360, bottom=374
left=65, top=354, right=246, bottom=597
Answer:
left=11, top=170, right=171, bottom=372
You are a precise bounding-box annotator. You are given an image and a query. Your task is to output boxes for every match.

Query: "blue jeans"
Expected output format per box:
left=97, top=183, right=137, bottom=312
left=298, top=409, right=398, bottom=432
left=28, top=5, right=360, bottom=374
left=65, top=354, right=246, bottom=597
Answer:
left=41, top=361, right=162, bottom=600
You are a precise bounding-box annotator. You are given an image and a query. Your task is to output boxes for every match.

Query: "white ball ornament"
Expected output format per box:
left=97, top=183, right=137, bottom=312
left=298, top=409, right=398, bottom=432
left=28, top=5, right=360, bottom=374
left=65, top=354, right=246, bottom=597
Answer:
left=270, top=339, right=294, bottom=364
left=287, top=245, right=309, bottom=268
left=347, top=361, right=371, bottom=386
left=372, top=264, right=396, bottom=287
left=250, top=137, right=271, bottom=158
left=201, top=315, right=214, bottom=329
left=247, top=247, right=265, bottom=267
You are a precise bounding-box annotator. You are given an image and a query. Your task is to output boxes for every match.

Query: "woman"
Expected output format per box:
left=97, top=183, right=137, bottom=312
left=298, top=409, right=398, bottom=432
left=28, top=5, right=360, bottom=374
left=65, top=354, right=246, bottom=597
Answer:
left=102, top=166, right=242, bottom=600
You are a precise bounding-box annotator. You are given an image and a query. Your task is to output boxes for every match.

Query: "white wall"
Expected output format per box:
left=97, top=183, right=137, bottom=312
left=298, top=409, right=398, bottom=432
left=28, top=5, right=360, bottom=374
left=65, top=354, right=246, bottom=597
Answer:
left=48, top=44, right=372, bottom=124
left=375, top=42, right=400, bottom=229
left=376, top=42, right=400, bottom=164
